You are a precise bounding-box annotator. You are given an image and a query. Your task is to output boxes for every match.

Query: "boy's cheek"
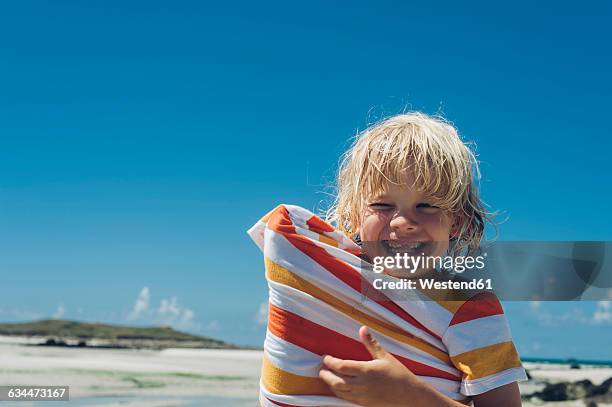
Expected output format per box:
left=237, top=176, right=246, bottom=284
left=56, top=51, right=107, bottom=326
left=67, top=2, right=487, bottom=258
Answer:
left=359, top=216, right=385, bottom=242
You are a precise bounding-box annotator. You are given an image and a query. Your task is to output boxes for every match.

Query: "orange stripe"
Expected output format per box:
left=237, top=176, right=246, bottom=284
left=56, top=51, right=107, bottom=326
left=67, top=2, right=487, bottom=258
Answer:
left=450, top=341, right=522, bottom=381
left=261, top=205, right=285, bottom=223
left=261, top=353, right=333, bottom=396
left=265, top=258, right=452, bottom=365
left=318, top=233, right=338, bottom=247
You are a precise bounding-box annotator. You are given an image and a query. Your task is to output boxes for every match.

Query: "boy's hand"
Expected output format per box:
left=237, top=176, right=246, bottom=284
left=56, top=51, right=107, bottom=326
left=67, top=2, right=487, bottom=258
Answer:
left=319, top=326, right=429, bottom=407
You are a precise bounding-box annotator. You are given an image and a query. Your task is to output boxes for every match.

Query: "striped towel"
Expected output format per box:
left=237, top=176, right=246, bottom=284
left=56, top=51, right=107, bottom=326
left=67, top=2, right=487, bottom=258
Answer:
left=248, top=204, right=527, bottom=407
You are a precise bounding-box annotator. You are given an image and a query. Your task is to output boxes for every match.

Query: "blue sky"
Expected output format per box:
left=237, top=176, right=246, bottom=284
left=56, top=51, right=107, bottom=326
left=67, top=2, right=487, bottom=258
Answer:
left=0, top=1, right=611, bottom=359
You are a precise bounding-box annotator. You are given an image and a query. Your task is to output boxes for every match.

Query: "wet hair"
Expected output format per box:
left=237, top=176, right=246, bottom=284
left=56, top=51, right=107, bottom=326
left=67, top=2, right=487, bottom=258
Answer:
left=325, top=112, right=494, bottom=255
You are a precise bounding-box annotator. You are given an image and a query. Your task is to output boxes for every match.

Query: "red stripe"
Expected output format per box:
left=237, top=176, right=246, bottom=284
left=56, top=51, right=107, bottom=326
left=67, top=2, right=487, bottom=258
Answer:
left=449, top=292, right=504, bottom=326
left=267, top=205, right=298, bottom=235
left=306, top=215, right=335, bottom=233
left=266, top=397, right=313, bottom=407
left=267, top=206, right=441, bottom=341
left=268, top=304, right=459, bottom=380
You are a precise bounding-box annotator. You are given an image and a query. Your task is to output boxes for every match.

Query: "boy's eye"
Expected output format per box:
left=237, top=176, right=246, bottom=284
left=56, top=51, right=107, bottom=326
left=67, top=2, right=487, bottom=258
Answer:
left=368, top=203, right=394, bottom=211
left=417, top=203, right=441, bottom=212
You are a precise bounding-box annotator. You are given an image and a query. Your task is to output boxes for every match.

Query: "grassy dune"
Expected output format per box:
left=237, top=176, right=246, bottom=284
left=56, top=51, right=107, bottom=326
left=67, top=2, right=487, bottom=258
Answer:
left=0, top=319, right=236, bottom=349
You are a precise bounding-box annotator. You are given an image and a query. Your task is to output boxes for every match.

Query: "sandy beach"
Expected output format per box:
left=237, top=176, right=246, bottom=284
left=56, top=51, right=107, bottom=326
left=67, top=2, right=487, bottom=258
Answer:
left=0, top=338, right=261, bottom=406
left=1, top=337, right=611, bottom=406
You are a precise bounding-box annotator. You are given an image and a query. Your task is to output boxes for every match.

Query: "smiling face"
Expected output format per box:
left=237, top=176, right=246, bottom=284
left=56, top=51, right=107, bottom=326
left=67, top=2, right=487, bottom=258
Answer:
left=359, top=173, right=454, bottom=277
left=329, top=113, right=488, bottom=266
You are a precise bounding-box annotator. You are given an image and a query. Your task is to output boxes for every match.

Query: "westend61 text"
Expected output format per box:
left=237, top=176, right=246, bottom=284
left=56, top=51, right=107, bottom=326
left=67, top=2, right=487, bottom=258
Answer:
left=373, top=278, right=493, bottom=291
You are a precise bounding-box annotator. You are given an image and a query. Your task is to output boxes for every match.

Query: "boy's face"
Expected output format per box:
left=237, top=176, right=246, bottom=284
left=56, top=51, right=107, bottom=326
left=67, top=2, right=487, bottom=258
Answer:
left=359, top=174, right=453, bottom=277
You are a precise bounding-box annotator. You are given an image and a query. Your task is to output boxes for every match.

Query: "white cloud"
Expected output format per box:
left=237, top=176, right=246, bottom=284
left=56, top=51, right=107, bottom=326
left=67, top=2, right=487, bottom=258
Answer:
left=593, top=301, right=612, bottom=324
left=52, top=304, right=65, bottom=319
left=158, top=296, right=180, bottom=319
left=126, top=287, right=198, bottom=331
left=128, top=287, right=150, bottom=321
left=157, top=296, right=196, bottom=330
left=255, top=302, right=268, bottom=325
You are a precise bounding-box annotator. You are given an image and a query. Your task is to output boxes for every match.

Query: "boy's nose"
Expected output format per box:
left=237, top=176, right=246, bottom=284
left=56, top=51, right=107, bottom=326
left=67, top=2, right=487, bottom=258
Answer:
left=389, top=212, right=420, bottom=234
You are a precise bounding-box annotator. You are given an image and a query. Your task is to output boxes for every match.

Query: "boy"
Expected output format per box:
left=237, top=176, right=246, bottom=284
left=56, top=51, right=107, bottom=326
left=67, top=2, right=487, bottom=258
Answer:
left=320, top=113, right=526, bottom=406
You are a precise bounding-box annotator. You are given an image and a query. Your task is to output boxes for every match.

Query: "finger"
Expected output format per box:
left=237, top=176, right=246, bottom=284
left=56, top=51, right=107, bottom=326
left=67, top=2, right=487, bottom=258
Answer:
left=322, top=355, right=365, bottom=376
left=359, top=326, right=389, bottom=360
left=319, top=369, right=352, bottom=393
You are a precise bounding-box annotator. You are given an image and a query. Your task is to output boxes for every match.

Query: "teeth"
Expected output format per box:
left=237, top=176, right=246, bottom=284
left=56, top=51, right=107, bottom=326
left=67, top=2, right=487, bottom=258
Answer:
left=386, top=241, right=425, bottom=251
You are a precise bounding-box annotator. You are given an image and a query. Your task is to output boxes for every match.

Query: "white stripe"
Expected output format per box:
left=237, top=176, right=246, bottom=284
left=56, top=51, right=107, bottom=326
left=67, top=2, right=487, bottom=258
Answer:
left=443, top=314, right=512, bottom=356
left=461, top=366, right=528, bottom=396
left=247, top=219, right=266, bottom=251
left=420, top=376, right=463, bottom=400
left=264, top=227, right=445, bottom=349
left=264, top=330, right=322, bottom=377
left=268, top=281, right=460, bottom=377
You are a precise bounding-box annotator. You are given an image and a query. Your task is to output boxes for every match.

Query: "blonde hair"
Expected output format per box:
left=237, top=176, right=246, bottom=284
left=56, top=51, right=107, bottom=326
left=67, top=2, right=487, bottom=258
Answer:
left=325, top=112, right=494, bottom=255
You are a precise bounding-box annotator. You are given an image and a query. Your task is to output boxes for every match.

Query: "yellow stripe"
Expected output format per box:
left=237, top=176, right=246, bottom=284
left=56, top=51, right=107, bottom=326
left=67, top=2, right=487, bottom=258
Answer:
left=318, top=233, right=338, bottom=247
left=261, top=353, right=332, bottom=396
left=450, top=341, right=522, bottom=381
left=265, top=258, right=452, bottom=364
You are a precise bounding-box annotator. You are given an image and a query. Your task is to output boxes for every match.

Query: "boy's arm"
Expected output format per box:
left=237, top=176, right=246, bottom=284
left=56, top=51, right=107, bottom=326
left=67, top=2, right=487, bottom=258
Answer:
left=408, top=380, right=522, bottom=407
left=471, top=382, right=522, bottom=407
